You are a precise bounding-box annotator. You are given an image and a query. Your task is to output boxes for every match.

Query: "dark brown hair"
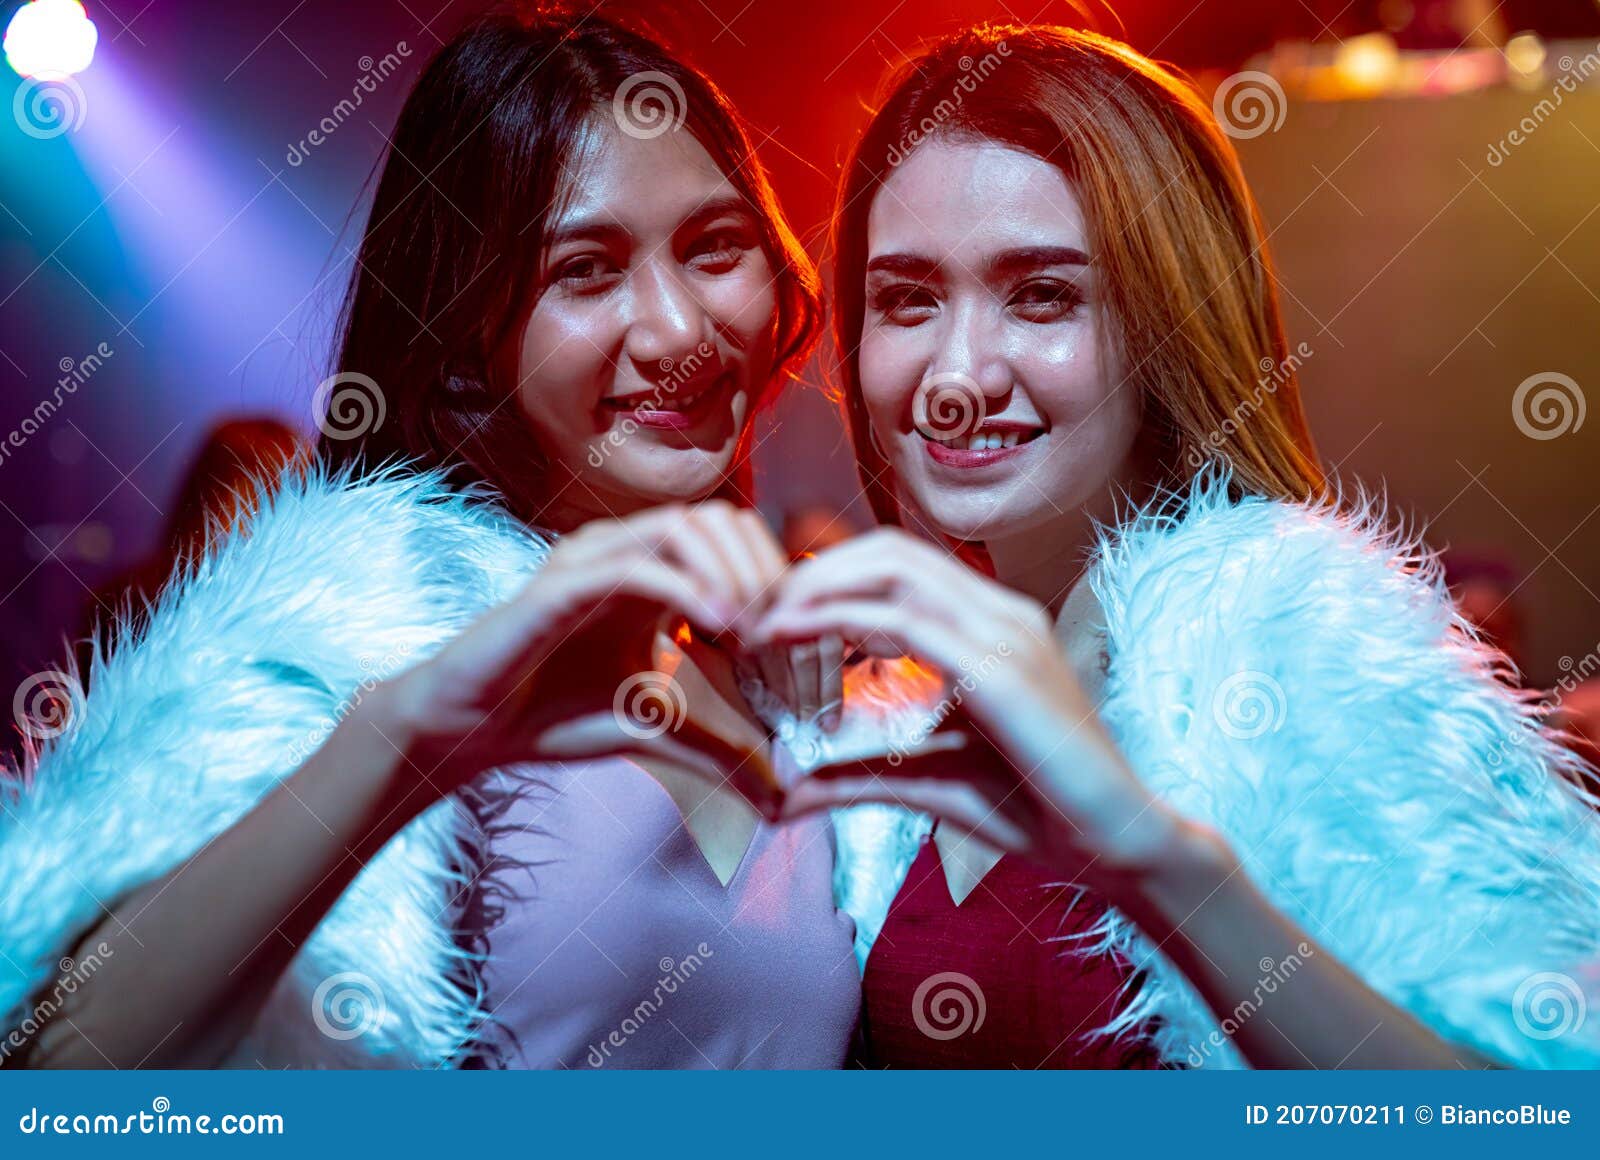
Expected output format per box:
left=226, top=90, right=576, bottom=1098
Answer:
left=324, top=6, right=821, bottom=520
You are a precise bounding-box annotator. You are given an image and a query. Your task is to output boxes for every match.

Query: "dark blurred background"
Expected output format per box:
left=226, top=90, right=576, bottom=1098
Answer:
left=3, top=0, right=1599, bottom=758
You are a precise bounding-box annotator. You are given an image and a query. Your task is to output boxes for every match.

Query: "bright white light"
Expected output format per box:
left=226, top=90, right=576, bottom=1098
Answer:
left=5, top=0, right=99, bottom=79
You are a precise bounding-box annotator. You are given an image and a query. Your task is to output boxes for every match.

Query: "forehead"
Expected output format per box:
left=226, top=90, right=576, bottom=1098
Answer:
left=868, top=138, right=1087, bottom=258
left=552, top=116, right=740, bottom=229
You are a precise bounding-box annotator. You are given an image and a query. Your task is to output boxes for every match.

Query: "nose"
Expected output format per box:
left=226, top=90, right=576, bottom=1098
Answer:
left=931, top=300, right=1012, bottom=402
left=623, top=258, right=713, bottom=374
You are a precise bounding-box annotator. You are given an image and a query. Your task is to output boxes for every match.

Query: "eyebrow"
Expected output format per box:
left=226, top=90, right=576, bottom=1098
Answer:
left=545, top=193, right=756, bottom=249
left=866, top=245, right=1091, bottom=280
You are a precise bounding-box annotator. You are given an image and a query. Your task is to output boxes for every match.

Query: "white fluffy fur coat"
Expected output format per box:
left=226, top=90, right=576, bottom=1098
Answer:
left=4, top=466, right=1599, bottom=1069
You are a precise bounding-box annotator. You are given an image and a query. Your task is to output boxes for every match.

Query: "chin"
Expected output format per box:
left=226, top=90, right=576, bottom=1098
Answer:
left=914, top=487, right=1058, bottom=545
left=616, top=451, right=738, bottom=505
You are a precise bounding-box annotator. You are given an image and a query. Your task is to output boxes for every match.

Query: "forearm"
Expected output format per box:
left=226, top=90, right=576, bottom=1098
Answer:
left=24, top=698, right=431, bottom=1068
left=1112, top=820, right=1496, bottom=1069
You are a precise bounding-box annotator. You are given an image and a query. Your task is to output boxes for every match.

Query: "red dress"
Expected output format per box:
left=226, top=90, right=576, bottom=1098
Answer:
left=853, top=832, right=1169, bottom=1068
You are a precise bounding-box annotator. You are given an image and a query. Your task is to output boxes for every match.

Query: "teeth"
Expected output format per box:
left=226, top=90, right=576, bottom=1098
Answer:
left=931, top=428, right=1038, bottom=451
left=619, top=386, right=709, bottom=412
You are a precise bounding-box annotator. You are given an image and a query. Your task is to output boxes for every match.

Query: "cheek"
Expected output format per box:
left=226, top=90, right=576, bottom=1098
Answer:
left=858, top=331, right=919, bottom=430
left=705, top=258, right=777, bottom=359
left=1012, top=313, right=1111, bottom=422
left=514, top=306, right=616, bottom=434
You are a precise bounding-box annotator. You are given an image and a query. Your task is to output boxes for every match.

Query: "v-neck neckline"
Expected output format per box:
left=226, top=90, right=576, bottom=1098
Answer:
left=930, top=824, right=1006, bottom=908
left=631, top=756, right=763, bottom=890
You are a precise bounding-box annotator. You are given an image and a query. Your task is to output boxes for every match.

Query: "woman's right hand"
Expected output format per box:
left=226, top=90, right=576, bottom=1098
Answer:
left=368, top=500, right=790, bottom=805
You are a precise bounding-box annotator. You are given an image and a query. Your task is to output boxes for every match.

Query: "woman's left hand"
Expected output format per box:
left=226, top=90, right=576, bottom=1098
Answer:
left=737, top=637, right=847, bottom=733
left=747, top=527, right=1188, bottom=890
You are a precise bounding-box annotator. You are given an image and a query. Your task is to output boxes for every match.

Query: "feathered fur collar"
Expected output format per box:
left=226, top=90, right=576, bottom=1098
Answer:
left=809, top=473, right=1600, bottom=1068
left=5, top=466, right=1599, bottom=1068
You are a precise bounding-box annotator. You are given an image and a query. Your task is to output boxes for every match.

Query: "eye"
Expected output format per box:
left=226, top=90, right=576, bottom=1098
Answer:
left=686, top=229, right=751, bottom=274
left=869, top=283, right=939, bottom=326
left=1007, top=279, right=1083, bottom=323
left=551, top=253, right=622, bottom=293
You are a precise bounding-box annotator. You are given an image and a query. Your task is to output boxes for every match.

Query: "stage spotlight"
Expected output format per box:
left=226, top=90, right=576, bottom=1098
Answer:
left=4, top=0, right=98, bottom=80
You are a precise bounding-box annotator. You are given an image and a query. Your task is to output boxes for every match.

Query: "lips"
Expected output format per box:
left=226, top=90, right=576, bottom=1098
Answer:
left=602, top=370, right=733, bottom=431
left=922, top=420, right=1045, bottom=468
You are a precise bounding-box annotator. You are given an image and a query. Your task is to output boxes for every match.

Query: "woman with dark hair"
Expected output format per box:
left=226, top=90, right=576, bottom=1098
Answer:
left=753, top=24, right=1600, bottom=1068
left=0, top=8, right=856, bottom=1069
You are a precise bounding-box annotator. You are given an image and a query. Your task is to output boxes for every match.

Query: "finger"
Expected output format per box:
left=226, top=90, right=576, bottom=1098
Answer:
left=790, top=640, right=822, bottom=724
left=647, top=510, right=746, bottom=623
left=683, top=503, right=769, bottom=616
left=736, top=507, right=789, bottom=602
left=818, top=635, right=845, bottom=732
left=753, top=599, right=981, bottom=681
left=555, top=555, right=733, bottom=638
left=806, top=731, right=977, bottom=783
left=756, top=643, right=796, bottom=722
left=762, top=530, right=983, bottom=623
left=780, top=775, right=1029, bottom=851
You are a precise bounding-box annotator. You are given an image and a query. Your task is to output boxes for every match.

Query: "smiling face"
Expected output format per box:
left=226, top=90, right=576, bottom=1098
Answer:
left=858, top=137, right=1144, bottom=545
left=509, top=115, right=778, bottom=527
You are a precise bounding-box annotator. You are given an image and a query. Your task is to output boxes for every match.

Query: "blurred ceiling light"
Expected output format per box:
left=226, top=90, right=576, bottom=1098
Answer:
left=1504, top=31, right=1547, bottom=85
left=1334, top=32, right=1400, bottom=97
left=4, top=0, right=98, bottom=79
